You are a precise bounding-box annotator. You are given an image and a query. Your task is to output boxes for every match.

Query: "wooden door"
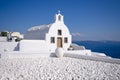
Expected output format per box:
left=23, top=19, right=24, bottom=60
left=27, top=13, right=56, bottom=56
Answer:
left=57, top=37, right=62, bottom=47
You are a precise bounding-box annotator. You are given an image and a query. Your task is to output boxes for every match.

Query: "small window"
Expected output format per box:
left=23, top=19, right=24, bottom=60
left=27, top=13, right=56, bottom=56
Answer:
left=51, top=37, right=55, bottom=43
left=58, top=30, right=62, bottom=35
left=64, top=37, right=68, bottom=43
left=58, top=15, right=61, bottom=21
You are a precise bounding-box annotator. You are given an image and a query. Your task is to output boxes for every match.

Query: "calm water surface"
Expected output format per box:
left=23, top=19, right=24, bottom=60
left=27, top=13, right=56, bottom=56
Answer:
left=73, top=41, right=120, bottom=59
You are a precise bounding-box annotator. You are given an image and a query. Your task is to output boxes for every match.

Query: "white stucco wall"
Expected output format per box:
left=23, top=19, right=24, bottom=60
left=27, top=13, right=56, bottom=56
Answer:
left=0, top=37, right=7, bottom=42
left=20, top=40, right=49, bottom=52
left=0, top=42, right=19, bottom=53
left=65, top=50, right=91, bottom=56
left=46, top=22, right=71, bottom=52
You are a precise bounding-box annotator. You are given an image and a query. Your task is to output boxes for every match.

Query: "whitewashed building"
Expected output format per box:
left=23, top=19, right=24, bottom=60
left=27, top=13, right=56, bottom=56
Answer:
left=0, top=11, right=108, bottom=58
left=20, top=11, right=71, bottom=52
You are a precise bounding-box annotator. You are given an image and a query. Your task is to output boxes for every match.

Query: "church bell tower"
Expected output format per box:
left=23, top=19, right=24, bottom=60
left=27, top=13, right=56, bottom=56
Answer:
left=55, top=10, right=64, bottom=23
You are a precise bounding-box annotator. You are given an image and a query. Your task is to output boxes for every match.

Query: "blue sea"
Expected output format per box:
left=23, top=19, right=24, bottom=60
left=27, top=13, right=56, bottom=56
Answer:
left=73, top=41, right=120, bottom=59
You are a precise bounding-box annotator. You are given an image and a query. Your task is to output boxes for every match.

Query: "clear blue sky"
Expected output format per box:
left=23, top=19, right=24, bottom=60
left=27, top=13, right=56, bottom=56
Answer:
left=0, top=0, right=120, bottom=41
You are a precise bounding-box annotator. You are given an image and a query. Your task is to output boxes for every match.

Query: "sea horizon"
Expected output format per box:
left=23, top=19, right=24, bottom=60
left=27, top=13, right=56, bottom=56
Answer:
left=73, top=40, right=120, bottom=59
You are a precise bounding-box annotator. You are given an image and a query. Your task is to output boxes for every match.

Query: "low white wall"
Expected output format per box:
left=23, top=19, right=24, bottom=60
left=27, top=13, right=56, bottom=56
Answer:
left=0, top=37, right=7, bottom=42
left=64, top=52, right=120, bottom=64
left=65, top=50, right=91, bottom=56
left=0, top=42, right=19, bottom=53
left=20, top=40, right=49, bottom=52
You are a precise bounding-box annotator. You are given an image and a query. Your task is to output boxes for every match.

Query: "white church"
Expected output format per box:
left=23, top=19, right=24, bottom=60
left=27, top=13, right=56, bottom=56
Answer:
left=20, top=11, right=71, bottom=52
left=0, top=11, right=108, bottom=58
